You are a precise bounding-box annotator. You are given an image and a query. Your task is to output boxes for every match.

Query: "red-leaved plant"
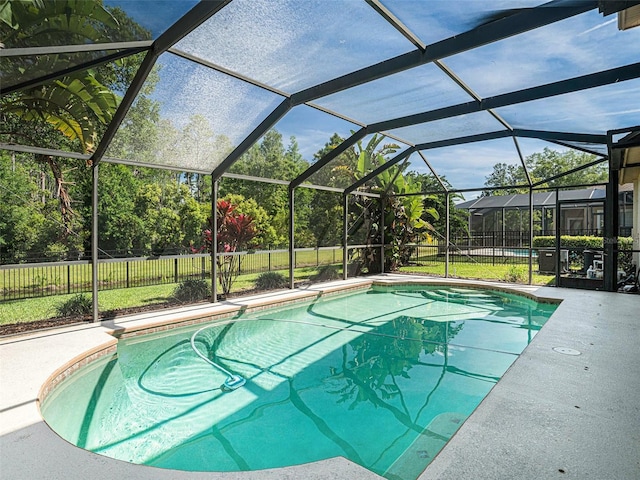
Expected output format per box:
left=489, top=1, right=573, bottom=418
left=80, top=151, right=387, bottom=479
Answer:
left=192, top=199, right=256, bottom=296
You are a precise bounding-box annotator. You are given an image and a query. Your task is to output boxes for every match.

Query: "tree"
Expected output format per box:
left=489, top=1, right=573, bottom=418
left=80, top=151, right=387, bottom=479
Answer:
left=197, top=199, right=257, bottom=297
left=482, top=163, right=527, bottom=196
left=526, top=148, right=606, bottom=188
left=305, top=134, right=351, bottom=246
left=483, top=148, right=607, bottom=195
left=89, top=163, right=143, bottom=254
left=1, top=0, right=150, bottom=254
left=341, top=134, right=438, bottom=272
left=220, top=130, right=312, bottom=246
left=408, top=172, right=469, bottom=239
left=221, top=194, right=278, bottom=249
left=0, top=152, right=45, bottom=261
left=0, top=1, right=123, bottom=152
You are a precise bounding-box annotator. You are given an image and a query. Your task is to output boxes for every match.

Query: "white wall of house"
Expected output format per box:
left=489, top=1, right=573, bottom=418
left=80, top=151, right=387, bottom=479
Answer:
left=634, top=177, right=639, bottom=269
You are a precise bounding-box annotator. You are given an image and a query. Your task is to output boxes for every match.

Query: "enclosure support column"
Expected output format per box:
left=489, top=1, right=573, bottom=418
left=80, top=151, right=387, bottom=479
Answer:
left=502, top=207, right=506, bottom=250
left=555, top=188, right=561, bottom=287
left=604, top=168, right=619, bottom=291
left=212, top=179, right=218, bottom=302
left=528, top=187, right=533, bottom=285
left=91, top=162, right=99, bottom=322
left=380, top=195, right=385, bottom=274
left=343, top=193, right=348, bottom=280
left=445, top=192, right=450, bottom=278
left=288, top=186, right=295, bottom=289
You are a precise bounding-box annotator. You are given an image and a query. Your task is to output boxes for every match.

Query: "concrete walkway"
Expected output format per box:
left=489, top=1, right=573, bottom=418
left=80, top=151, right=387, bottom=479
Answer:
left=1, top=276, right=638, bottom=480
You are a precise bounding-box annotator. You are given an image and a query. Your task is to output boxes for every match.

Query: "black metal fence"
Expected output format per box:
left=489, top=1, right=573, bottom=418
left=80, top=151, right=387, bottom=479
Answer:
left=410, top=231, right=534, bottom=267
left=462, top=230, right=533, bottom=248
left=1, top=247, right=344, bottom=301
left=3, top=238, right=635, bottom=300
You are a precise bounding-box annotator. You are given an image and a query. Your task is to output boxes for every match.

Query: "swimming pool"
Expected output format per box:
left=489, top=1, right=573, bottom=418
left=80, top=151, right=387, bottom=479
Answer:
left=41, top=284, right=557, bottom=479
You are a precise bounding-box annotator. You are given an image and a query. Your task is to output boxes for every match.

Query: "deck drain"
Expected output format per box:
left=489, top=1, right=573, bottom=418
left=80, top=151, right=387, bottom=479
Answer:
left=553, top=347, right=581, bottom=356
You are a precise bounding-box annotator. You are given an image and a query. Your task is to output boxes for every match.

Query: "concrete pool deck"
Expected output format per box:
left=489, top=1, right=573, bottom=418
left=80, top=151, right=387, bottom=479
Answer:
left=1, top=275, right=638, bottom=480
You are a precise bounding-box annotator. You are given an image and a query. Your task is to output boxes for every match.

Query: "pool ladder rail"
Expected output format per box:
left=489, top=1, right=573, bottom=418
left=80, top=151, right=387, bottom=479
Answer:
left=190, top=325, right=246, bottom=391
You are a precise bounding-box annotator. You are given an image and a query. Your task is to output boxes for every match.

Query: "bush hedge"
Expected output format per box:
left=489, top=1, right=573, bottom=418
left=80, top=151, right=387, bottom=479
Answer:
left=532, top=236, right=633, bottom=249
left=533, top=235, right=634, bottom=273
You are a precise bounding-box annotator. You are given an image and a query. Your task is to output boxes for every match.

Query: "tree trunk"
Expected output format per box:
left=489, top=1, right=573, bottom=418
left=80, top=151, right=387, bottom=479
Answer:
left=41, top=155, right=74, bottom=239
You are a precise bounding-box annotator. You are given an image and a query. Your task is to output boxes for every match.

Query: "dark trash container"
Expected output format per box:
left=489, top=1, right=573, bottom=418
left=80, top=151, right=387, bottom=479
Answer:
left=537, top=249, right=569, bottom=274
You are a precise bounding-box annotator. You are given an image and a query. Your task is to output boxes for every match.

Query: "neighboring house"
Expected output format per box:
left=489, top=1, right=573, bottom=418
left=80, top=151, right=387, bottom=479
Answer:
left=456, top=185, right=634, bottom=238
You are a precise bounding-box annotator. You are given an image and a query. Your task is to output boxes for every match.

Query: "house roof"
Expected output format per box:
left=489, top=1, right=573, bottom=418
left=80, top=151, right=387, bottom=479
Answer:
left=456, top=187, right=610, bottom=211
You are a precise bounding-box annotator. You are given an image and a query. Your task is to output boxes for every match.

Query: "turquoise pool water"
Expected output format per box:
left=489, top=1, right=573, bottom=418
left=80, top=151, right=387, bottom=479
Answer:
left=41, top=285, right=557, bottom=479
left=506, top=248, right=538, bottom=257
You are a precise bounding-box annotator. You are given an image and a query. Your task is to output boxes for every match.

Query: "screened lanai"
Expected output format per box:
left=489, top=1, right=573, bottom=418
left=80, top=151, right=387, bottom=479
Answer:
left=2, top=0, right=640, bottom=323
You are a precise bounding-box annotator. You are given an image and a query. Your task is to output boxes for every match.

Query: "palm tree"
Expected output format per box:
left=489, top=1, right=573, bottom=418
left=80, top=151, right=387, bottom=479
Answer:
left=340, top=133, right=438, bottom=272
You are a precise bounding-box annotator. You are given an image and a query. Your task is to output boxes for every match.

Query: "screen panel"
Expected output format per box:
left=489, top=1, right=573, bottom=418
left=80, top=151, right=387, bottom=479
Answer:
left=1, top=54, right=146, bottom=155
left=1, top=1, right=158, bottom=48
left=105, top=52, right=285, bottom=172
left=421, top=137, right=525, bottom=192
left=104, top=0, right=199, bottom=39
left=378, top=0, right=543, bottom=47
left=1, top=49, right=141, bottom=91
left=313, top=62, right=474, bottom=125
left=386, top=111, right=507, bottom=146
left=174, top=0, right=414, bottom=93
left=444, top=10, right=640, bottom=98
left=494, top=78, right=640, bottom=134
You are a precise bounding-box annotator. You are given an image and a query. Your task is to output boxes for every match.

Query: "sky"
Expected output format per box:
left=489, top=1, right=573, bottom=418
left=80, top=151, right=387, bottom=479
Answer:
left=104, top=1, right=640, bottom=192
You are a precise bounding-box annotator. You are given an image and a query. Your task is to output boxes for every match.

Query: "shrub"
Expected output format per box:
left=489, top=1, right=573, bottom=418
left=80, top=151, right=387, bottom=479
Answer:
left=533, top=235, right=634, bottom=272
left=312, top=265, right=342, bottom=281
left=503, top=265, right=526, bottom=283
left=172, top=279, right=209, bottom=303
left=55, top=294, right=92, bottom=317
left=254, top=272, right=288, bottom=291
left=532, top=235, right=632, bottom=249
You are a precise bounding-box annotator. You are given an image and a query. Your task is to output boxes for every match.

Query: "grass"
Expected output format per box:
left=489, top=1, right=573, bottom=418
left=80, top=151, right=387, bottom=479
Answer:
left=400, top=258, right=555, bottom=286
left=0, top=249, right=343, bottom=294
left=1, top=254, right=556, bottom=326
left=0, top=284, right=177, bottom=325
left=0, top=265, right=333, bottom=325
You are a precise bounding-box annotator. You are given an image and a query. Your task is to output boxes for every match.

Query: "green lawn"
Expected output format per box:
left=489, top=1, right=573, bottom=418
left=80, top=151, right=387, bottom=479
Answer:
left=0, top=249, right=342, bottom=295
left=400, top=259, right=555, bottom=285
left=0, top=266, right=332, bottom=325
left=1, top=254, right=556, bottom=326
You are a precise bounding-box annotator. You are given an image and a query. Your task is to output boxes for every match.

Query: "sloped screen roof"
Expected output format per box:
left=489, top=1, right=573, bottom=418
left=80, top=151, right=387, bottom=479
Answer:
left=457, top=187, right=607, bottom=210
left=2, top=0, right=639, bottom=193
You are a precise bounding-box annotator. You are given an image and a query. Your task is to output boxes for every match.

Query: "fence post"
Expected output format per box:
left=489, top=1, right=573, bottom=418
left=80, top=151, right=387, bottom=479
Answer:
left=67, top=264, right=71, bottom=294
left=201, top=256, right=206, bottom=279
left=492, top=232, right=496, bottom=266
left=126, top=261, right=130, bottom=289
left=268, top=250, right=272, bottom=271
left=174, top=257, right=179, bottom=283
left=317, top=247, right=319, bottom=266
